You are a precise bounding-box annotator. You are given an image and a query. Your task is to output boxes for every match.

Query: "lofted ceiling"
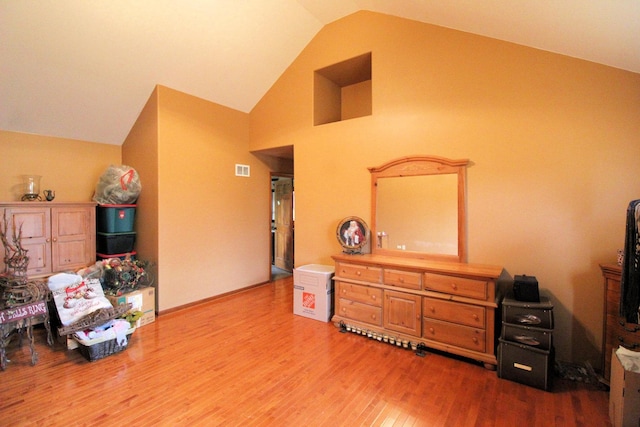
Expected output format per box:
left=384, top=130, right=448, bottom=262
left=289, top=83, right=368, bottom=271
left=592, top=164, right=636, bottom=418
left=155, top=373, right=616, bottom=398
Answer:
left=1, top=0, right=638, bottom=146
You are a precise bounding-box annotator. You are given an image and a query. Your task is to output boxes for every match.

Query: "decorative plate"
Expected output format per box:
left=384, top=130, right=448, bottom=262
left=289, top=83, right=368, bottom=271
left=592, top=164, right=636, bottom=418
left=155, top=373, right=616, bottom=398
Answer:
left=336, top=216, right=369, bottom=254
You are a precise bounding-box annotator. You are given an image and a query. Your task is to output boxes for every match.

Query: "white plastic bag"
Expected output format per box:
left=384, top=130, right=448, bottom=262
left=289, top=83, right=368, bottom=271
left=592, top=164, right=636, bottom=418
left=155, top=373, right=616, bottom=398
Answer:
left=93, top=165, right=141, bottom=205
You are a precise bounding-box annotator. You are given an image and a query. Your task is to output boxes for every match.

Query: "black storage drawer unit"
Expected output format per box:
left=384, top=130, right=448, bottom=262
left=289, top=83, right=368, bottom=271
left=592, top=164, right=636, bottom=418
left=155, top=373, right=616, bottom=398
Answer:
left=501, top=322, right=553, bottom=350
left=498, top=338, right=554, bottom=391
left=96, top=232, right=136, bottom=255
left=502, top=294, right=554, bottom=329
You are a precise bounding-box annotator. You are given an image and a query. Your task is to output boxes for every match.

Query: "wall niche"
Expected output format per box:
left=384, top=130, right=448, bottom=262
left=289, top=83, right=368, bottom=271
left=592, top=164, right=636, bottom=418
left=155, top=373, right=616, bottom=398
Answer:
left=314, top=52, right=372, bottom=126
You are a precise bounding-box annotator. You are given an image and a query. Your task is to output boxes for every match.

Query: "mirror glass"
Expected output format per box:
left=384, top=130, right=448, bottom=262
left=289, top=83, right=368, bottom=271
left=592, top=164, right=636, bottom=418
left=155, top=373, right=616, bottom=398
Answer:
left=370, top=156, right=468, bottom=262
left=376, top=174, right=458, bottom=255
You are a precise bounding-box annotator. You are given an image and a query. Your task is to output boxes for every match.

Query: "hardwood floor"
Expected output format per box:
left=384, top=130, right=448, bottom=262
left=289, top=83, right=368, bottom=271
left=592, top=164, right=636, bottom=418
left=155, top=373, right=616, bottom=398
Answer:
left=0, top=275, right=611, bottom=426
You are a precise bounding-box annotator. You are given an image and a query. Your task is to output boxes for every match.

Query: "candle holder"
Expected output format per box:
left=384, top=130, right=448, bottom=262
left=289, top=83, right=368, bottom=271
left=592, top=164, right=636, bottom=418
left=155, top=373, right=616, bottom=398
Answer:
left=21, top=175, right=42, bottom=201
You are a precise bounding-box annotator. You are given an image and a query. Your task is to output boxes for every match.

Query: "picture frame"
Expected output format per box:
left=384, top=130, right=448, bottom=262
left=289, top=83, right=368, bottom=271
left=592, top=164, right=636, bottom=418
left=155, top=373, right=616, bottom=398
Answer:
left=336, top=216, right=369, bottom=254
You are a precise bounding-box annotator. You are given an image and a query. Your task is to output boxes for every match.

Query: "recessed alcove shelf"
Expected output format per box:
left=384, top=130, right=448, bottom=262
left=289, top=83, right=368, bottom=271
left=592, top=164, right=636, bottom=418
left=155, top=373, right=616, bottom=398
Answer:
left=314, top=52, right=372, bottom=126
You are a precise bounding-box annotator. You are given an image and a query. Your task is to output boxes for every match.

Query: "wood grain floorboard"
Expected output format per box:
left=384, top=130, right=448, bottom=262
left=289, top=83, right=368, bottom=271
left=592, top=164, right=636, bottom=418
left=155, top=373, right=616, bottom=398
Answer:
left=0, top=275, right=611, bottom=426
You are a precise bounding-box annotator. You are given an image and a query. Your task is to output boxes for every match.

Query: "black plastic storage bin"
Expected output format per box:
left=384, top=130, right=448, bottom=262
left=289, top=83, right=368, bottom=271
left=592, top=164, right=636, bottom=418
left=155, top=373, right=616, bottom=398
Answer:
left=97, top=232, right=136, bottom=254
left=502, top=293, right=554, bottom=329
left=498, top=338, right=554, bottom=391
left=501, top=322, right=553, bottom=351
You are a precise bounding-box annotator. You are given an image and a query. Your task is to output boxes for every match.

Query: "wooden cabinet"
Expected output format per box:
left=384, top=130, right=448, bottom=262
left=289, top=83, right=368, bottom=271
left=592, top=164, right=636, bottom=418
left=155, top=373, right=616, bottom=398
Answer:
left=1, top=202, right=96, bottom=277
left=384, top=290, right=421, bottom=336
left=333, top=253, right=504, bottom=368
left=601, top=263, right=640, bottom=381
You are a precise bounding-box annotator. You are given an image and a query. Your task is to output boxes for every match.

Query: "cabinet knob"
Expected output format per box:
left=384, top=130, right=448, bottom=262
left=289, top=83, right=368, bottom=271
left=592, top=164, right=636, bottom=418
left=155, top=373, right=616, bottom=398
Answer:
left=450, top=283, right=457, bottom=290
left=399, top=277, right=404, bottom=283
left=371, top=315, right=377, bottom=320
left=472, top=314, right=478, bottom=320
left=356, top=271, right=361, bottom=276
left=429, top=327, right=435, bottom=334
left=371, top=295, right=376, bottom=300
left=429, top=306, right=435, bottom=313
left=472, top=337, right=478, bottom=344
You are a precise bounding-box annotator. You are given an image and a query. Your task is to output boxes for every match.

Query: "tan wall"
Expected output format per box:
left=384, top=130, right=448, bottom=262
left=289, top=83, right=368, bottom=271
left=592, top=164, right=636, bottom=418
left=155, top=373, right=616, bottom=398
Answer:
left=250, top=11, right=640, bottom=364
left=0, top=130, right=120, bottom=202
left=122, top=86, right=160, bottom=305
left=153, top=86, right=271, bottom=311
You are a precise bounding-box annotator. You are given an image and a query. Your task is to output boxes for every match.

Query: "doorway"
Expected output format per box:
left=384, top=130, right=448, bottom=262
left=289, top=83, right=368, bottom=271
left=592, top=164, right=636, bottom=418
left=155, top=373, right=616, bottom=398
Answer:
left=271, top=174, right=294, bottom=280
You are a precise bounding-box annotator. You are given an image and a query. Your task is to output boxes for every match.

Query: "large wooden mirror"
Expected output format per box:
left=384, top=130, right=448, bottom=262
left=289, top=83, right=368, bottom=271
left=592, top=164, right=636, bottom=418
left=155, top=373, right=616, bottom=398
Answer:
left=370, top=156, right=469, bottom=263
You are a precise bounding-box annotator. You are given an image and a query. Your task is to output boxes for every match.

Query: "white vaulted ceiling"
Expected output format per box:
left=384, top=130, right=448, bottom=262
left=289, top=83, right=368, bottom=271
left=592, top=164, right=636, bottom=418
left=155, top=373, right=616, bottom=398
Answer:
left=1, top=0, right=638, bottom=146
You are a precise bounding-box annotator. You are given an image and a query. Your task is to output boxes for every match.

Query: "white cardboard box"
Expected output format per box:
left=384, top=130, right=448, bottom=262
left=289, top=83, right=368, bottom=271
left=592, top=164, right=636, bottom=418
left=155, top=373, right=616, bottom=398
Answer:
left=293, top=264, right=335, bottom=322
left=610, top=348, right=640, bottom=427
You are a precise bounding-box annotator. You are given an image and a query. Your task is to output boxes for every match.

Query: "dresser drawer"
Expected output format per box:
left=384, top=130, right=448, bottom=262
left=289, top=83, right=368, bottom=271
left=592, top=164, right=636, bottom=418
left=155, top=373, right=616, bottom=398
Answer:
left=423, top=318, right=486, bottom=352
left=336, top=298, right=383, bottom=326
left=336, top=262, right=382, bottom=283
left=613, top=320, right=640, bottom=351
left=336, top=281, right=383, bottom=307
left=423, top=297, right=485, bottom=329
left=384, top=269, right=422, bottom=290
left=424, top=273, right=488, bottom=300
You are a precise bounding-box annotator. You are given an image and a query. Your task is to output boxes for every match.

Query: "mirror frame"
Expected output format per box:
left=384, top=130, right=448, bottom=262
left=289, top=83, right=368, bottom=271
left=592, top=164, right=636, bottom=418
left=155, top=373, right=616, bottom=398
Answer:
left=369, top=155, right=469, bottom=263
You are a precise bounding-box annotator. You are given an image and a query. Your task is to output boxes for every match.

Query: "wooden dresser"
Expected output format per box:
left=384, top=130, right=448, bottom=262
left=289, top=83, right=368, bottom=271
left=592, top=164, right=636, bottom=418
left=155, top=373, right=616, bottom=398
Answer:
left=1, top=202, right=96, bottom=277
left=332, top=253, right=505, bottom=369
left=601, top=263, right=640, bottom=381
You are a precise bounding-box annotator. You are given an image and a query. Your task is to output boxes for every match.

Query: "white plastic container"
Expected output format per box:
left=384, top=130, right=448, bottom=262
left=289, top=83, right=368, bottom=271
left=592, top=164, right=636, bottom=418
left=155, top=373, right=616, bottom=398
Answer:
left=293, top=264, right=335, bottom=322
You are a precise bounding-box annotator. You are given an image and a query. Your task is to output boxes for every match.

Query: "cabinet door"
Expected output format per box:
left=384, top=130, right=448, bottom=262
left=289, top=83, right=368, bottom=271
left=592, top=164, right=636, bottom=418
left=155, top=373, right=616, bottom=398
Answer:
left=2, top=207, right=52, bottom=276
left=52, top=206, right=94, bottom=271
left=384, top=290, right=421, bottom=336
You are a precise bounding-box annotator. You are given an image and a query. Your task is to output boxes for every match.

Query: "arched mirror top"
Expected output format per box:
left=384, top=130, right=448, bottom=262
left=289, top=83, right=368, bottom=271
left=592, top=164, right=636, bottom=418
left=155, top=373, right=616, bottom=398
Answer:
left=370, top=155, right=469, bottom=263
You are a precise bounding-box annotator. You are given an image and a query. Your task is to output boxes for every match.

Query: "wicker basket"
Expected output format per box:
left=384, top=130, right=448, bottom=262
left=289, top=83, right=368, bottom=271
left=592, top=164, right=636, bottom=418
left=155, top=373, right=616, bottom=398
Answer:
left=74, top=327, right=135, bottom=362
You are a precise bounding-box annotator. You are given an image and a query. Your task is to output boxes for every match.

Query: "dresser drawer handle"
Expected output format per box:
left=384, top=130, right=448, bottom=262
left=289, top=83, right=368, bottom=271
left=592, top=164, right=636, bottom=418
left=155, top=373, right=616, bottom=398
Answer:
left=472, top=337, right=478, bottom=344
left=618, top=337, right=640, bottom=349
left=429, top=306, right=435, bottom=313
left=619, top=320, right=640, bottom=333
left=399, top=277, right=404, bottom=283
left=472, top=314, right=479, bottom=320
left=371, top=295, right=376, bottom=300
left=356, top=271, right=361, bottom=276
left=371, top=314, right=377, bottom=320
left=515, top=314, right=541, bottom=325
left=451, top=283, right=457, bottom=290
left=428, top=327, right=435, bottom=334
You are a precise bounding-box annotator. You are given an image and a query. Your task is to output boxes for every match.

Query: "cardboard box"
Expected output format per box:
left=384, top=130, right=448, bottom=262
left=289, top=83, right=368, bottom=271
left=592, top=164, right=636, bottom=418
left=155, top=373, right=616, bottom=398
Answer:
left=107, top=287, right=155, bottom=328
left=293, top=264, right=334, bottom=322
left=610, top=349, right=640, bottom=427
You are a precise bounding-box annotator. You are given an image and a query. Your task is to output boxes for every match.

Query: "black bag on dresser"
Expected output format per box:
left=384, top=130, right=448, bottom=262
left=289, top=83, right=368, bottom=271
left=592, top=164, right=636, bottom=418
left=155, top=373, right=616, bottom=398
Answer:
left=513, top=275, right=540, bottom=303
